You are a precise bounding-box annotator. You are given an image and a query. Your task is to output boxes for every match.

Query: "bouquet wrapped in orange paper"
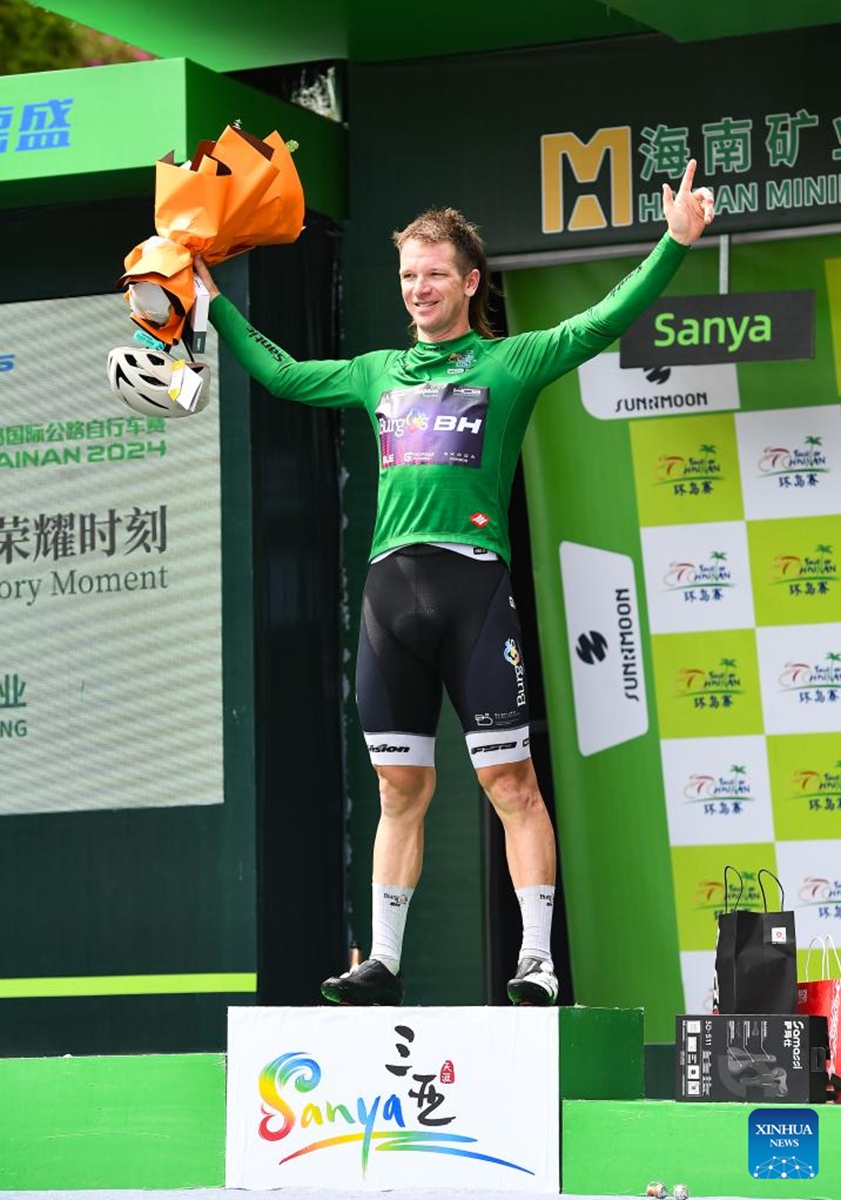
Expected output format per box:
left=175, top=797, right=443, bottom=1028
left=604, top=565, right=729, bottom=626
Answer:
left=121, top=124, right=305, bottom=346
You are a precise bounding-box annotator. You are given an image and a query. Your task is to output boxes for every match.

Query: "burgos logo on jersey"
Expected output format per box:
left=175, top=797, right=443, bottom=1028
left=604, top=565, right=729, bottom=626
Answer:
left=504, top=639, right=526, bottom=708
left=379, top=406, right=429, bottom=438
left=0, top=353, right=15, bottom=373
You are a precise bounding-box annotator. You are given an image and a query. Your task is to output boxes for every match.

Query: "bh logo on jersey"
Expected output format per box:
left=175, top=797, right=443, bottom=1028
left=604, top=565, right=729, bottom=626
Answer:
left=504, top=639, right=527, bottom=708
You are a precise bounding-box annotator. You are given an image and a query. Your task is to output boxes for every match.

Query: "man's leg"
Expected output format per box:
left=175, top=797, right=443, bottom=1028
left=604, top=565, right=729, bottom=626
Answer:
left=372, top=764, right=436, bottom=887
left=321, top=763, right=435, bottom=1006
left=368, top=763, right=435, bottom=966
left=476, top=756, right=559, bottom=1005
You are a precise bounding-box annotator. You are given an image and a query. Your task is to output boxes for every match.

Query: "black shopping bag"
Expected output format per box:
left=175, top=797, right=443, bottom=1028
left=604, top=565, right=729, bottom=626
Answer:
left=713, top=866, right=797, bottom=1014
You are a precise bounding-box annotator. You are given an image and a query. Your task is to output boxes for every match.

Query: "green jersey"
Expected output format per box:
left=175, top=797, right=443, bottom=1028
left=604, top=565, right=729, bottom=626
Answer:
left=210, top=232, right=687, bottom=564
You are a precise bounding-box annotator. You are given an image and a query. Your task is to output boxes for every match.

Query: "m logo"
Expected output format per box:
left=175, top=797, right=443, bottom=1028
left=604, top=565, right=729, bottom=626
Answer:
left=541, top=127, right=632, bottom=233
left=575, top=630, right=608, bottom=665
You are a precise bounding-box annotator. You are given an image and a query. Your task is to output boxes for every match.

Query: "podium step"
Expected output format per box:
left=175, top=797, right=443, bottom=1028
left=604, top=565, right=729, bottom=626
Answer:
left=561, top=1005, right=644, bottom=1099
left=563, top=1098, right=841, bottom=1200
left=0, top=1053, right=225, bottom=1190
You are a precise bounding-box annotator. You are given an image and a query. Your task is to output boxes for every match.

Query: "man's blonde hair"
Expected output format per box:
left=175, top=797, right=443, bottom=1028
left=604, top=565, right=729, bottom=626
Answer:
left=393, top=207, right=496, bottom=340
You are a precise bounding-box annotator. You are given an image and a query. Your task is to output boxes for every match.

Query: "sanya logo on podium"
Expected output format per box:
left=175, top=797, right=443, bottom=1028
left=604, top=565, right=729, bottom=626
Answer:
left=226, top=1006, right=559, bottom=1192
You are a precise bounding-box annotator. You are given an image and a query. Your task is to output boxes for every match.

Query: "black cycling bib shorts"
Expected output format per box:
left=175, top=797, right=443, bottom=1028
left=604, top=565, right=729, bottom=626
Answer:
left=355, top=545, right=531, bottom=768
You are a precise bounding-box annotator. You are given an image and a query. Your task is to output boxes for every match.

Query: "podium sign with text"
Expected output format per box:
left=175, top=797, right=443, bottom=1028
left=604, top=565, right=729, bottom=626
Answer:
left=226, top=1006, right=559, bottom=1192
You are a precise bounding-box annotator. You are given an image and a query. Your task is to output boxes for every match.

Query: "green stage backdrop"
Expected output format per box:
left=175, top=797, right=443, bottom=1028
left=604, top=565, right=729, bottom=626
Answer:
left=505, top=231, right=841, bottom=1039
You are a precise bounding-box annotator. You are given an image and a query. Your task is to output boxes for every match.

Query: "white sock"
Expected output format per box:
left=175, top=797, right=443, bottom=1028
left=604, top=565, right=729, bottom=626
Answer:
left=515, top=884, right=555, bottom=962
left=370, top=883, right=414, bottom=975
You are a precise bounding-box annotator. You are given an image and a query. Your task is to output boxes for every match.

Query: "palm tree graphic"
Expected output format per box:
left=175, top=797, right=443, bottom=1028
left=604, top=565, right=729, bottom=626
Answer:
left=720, top=658, right=737, bottom=669
left=700, top=444, right=717, bottom=455
left=732, top=765, right=746, bottom=775
left=805, top=436, right=823, bottom=447
left=711, top=550, right=727, bottom=561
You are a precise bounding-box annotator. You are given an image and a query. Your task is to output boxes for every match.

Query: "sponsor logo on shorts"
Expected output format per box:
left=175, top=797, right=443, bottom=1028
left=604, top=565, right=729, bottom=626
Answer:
left=471, top=740, right=517, bottom=755
left=504, top=638, right=527, bottom=708
left=474, top=712, right=494, bottom=727
left=470, top=512, right=489, bottom=528
left=367, top=742, right=410, bottom=754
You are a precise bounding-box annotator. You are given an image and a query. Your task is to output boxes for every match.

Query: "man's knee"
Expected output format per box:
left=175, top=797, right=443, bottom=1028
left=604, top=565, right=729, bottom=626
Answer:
left=477, top=758, right=542, bottom=817
left=376, top=764, right=436, bottom=819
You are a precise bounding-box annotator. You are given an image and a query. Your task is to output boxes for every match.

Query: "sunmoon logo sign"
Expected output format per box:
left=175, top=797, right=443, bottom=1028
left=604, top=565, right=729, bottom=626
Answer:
left=559, top=542, right=648, bottom=756
left=575, top=631, right=608, bottom=665
left=748, top=1107, right=818, bottom=1180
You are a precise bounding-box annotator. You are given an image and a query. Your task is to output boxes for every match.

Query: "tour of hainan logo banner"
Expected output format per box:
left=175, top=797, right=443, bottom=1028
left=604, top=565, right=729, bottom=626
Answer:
left=682, top=762, right=755, bottom=818
left=797, top=876, right=841, bottom=922
left=785, top=763, right=841, bottom=814
left=663, top=550, right=733, bottom=604
left=253, top=1031, right=537, bottom=1181
left=693, top=871, right=763, bottom=917
left=757, top=436, right=828, bottom=490
left=657, top=443, right=724, bottom=496
left=777, top=654, right=841, bottom=705
left=768, top=544, right=837, bottom=597
left=674, top=658, right=743, bottom=710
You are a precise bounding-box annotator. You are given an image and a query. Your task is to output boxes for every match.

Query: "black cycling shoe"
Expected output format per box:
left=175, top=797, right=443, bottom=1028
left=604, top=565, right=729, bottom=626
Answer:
left=506, top=957, right=558, bottom=1006
left=321, top=958, right=405, bottom=1006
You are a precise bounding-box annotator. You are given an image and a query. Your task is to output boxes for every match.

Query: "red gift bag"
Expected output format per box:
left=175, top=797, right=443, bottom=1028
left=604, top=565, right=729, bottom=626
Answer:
left=797, top=935, right=841, bottom=1086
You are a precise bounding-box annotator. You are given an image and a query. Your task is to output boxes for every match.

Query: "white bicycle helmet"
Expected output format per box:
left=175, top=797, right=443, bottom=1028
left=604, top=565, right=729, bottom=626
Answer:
left=106, top=346, right=210, bottom=418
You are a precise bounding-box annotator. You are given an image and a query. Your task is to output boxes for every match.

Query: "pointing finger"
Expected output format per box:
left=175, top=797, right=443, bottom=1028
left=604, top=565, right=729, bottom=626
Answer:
left=678, top=157, right=697, bottom=196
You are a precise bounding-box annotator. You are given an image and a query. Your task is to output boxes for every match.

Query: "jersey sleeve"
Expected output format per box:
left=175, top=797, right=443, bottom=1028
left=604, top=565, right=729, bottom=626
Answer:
left=503, top=232, right=689, bottom=388
left=209, top=295, right=366, bottom=409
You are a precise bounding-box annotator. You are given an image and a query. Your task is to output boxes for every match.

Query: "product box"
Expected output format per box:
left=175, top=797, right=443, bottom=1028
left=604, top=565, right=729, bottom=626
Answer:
left=676, top=1014, right=829, bottom=1103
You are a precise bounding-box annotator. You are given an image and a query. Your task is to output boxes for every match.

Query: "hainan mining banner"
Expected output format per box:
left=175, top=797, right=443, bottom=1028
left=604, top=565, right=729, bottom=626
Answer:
left=349, top=25, right=841, bottom=263
left=505, top=230, right=841, bottom=1041
left=0, top=294, right=223, bottom=813
left=225, top=1006, right=559, bottom=1191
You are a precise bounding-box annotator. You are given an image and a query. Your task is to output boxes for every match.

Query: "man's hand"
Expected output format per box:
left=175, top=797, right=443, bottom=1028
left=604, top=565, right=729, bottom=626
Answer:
left=193, top=255, right=220, bottom=300
left=663, top=158, right=715, bottom=246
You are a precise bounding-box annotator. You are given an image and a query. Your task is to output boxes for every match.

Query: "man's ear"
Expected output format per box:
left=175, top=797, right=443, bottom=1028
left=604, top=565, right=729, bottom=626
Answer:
left=465, top=268, right=481, bottom=297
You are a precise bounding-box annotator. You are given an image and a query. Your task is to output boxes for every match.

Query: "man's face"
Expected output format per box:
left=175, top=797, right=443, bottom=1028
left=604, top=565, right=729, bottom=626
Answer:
left=398, top=238, right=480, bottom=343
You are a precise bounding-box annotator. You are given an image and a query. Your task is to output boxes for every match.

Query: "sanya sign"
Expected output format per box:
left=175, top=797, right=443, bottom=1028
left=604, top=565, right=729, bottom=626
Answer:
left=620, top=291, right=814, bottom=366
left=226, top=1006, right=559, bottom=1192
